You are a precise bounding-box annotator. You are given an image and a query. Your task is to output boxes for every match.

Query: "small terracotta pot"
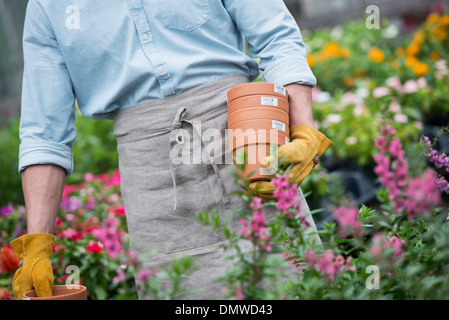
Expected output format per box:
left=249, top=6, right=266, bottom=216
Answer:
left=228, top=107, right=289, bottom=129
left=23, top=285, right=87, bottom=300
left=233, top=140, right=288, bottom=181
left=227, top=94, right=289, bottom=115
left=228, top=119, right=289, bottom=137
left=230, top=130, right=289, bottom=151
left=227, top=82, right=288, bottom=104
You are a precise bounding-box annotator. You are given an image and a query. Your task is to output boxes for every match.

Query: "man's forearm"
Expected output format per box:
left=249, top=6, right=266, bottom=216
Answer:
left=21, top=164, right=66, bottom=234
left=285, top=83, right=314, bottom=128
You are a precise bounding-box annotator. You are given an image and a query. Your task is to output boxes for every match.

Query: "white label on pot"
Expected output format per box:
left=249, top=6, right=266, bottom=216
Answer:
left=285, top=136, right=290, bottom=144
left=261, top=96, right=278, bottom=106
left=272, top=120, right=286, bottom=132
left=274, top=84, right=287, bottom=96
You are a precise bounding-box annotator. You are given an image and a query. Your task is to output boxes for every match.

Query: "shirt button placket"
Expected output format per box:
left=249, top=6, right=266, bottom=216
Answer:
left=127, top=0, right=175, bottom=96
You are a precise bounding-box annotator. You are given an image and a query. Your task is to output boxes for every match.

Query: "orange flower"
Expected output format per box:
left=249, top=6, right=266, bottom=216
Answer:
left=340, top=47, right=351, bottom=58
left=426, top=12, right=440, bottom=26
left=307, top=55, right=316, bottom=68
left=389, top=59, right=401, bottom=71
left=368, top=47, right=384, bottom=63
left=407, top=43, right=420, bottom=56
left=440, top=15, right=449, bottom=26
left=395, top=47, right=405, bottom=57
left=0, top=245, right=20, bottom=274
left=405, top=56, right=418, bottom=68
left=343, top=76, right=355, bottom=88
left=430, top=51, right=440, bottom=60
left=323, top=42, right=340, bottom=58
left=413, top=62, right=430, bottom=76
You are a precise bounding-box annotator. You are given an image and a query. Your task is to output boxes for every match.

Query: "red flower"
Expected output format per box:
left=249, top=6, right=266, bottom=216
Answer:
left=0, top=287, right=14, bottom=300
left=107, top=205, right=126, bottom=216
left=0, top=245, right=20, bottom=274
left=86, top=241, right=103, bottom=254
left=62, top=184, right=80, bottom=200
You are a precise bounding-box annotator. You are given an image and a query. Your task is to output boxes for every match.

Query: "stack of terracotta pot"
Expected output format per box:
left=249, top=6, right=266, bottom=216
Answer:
left=227, top=82, right=290, bottom=181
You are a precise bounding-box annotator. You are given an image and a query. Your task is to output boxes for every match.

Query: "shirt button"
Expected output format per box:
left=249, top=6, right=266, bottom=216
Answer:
left=158, top=66, right=164, bottom=73
left=143, top=34, right=149, bottom=40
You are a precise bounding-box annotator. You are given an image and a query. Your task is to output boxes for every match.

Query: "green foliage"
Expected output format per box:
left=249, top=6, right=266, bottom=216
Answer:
left=0, top=107, right=118, bottom=206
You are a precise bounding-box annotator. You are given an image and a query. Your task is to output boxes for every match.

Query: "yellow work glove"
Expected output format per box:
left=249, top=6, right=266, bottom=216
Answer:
left=10, top=233, right=55, bottom=300
left=246, top=125, right=332, bottom=201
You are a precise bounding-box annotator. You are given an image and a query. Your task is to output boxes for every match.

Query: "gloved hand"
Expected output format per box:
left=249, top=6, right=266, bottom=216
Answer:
left=10, top=233, right=55, bottom=300
left=245, top=125, right=332, bottom=201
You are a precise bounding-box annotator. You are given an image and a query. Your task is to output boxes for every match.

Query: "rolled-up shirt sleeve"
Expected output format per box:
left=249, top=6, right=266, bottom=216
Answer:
left=19, top=1, right=76, bottom=176
left=223, top=0, right=316, bottom=87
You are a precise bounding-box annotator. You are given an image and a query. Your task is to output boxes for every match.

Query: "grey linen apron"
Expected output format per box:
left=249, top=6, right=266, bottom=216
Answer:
left=112, top=74, right=321, bottom=299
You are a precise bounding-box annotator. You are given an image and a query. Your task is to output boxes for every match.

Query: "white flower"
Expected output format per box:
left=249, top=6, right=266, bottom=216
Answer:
left=394, top=113, right=408, bottom=123
left=373, top=87, right=390, bottom=98
left=353, top=104, right=366, bottom=117
left=326, top=113, right=342, bottom=124
left=355, top=87, right=369, bottom=100
left=314, top=91, right=331, bottom=103
left=345, top=136, right=357, bottom=145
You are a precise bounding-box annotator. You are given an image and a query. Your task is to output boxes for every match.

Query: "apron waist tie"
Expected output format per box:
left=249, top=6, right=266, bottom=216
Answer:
left=169, top=107, right=230, bottom=211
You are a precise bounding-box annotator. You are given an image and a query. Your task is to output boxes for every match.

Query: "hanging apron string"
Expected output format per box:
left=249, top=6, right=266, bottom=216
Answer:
left=169, top=107, right=230, bottom=211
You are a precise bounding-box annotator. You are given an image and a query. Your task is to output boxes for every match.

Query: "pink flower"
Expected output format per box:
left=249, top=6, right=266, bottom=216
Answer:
left=235, top=285, right=244, bottom=300
left=60, top=197, right=83, bottom=212
left=370, top=233, right=405, bottom=262
left=373, top=87, right=390, bottom=98
left=374, top=137, right=388, bottom=154
left=105, top=170, right=121, bottom=187
left=113, top=267, right=126, bottom=284
left=304, top=250, right=353, bottom=281
left=416, top=77, right=427, bottom=88
left=344, top=256, right=355, bottom=271
left=0, top=204, right=14, bottom=217
left=282, top=253, right=303, bottom=272
left=388, top=139, right=403, bottom=158
left=240, top=205, right=271, bottom=251
left=316, top=250, right=337, bottom=281
left=304, top=250, right=318, bottom=269
left=402, top=80, right=419, bottom=93
left=340, top=92, right=357, bottom=106
left=136, top=269, right=151, bottom=283
left=334, top=206, right=363, bottom=238
left=84, top=172, right=95, bottom=182
left=403, top=169, right=442, bottom=219
left=272, top=175, right=302, bottom=218
left=92, top=215, right=123, bottom=259
left=386, top=77, right=403, bottom=92
left=250, top=197, right=263, bottom=210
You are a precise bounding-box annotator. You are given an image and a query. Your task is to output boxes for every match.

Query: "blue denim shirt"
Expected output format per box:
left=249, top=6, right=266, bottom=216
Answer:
left=19, top=0, right=316, bottom=176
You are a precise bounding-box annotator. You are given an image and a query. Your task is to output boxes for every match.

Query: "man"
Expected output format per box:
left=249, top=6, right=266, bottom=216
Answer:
left=12, top=0, right=331, bottom=300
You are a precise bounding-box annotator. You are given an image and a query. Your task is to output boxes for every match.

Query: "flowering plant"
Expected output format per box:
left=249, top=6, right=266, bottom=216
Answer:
left=0, top=170, right=203, bottom=300
left=198, top=123, right=449, bottom=300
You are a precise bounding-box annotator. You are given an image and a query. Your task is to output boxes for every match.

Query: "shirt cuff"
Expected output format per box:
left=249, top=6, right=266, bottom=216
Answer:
left=19, top=140, right=73, bottom=176
left=262, top=56, right=317, bottom=88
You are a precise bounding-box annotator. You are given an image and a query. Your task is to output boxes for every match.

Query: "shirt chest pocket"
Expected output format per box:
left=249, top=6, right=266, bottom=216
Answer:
left=157, top=0, right=210, bottom=31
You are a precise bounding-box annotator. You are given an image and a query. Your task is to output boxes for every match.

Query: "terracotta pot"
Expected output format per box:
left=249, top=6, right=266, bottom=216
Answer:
left=227, top=94, right=289, bottom=115
left=23, top=285, right=87, bottom=300
left=227, top=82, right=288, bottom=104
left=232, top=139, right=288, bottom=181
left=228, top=107, right=289, bottom=129
left=228, top=119, right=289, bottom=138
left=230, top=130, right=289, bottom=151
